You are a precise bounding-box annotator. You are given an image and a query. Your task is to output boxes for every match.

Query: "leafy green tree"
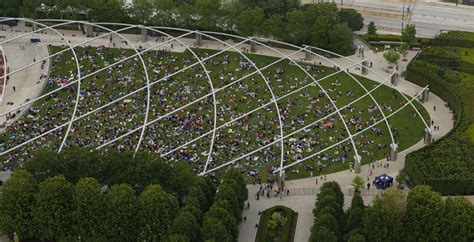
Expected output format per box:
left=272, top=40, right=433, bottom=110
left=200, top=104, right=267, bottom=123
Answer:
left=310, top=227, right=337, bottom=242
left=318, top=181, right=344, bottom=207
left=363, top=188, right=406, bottom=241
left=402, top=24, right=417, bottom=47
left=383, top=49, right=400, bottom=67
left=314, top=213, right=339, bottom=236
left=104, top=184, right=139, bottom=241
left=169, top=211, right=200, bottom=242
left=348, top=233, right=366, bottom=242
left=262, top=14, right=286, bottom=39
left=205, top=204, right=238, bottom=240
left=237, top=7, right=264, bottom=36
left=399, top=42, right=410, bottom=58
left=340, top=9, right=364, bottom=31
left=0, top=0, right=21, bottom=17
left=440, top=197, right=474, bottom=241
left=166, top=234, right=190, bottom=242
left=215, top=180, right=242, bottom=221
left=0, top=170, right=37, bottom=239
left=280, top=9, right=313, bottom=45
left=73, top=177, right=105, bottom=241
left=313, top=195, right=341, bottom=219
left=404, top=186, right=444, bottom=242
left=138, top=184, right=179, bottom=241
left=153, top=0, right=177, bottom=26
left=367, top=21, right=377, bottom=35
left=128, top=0, right=154, bottom=24
left=25, top=149, right=64, bottom=182
left=351, top=193, right=364, bottom=210
left=351, top=175, right=365, bottom=192
left=224, top=168, right=248, bottom=203
left=328, top=23, right=354, bottom=55
left=195, top=0, right=222, bottom=31
left=201, top=216, right=231, bottom=242
left=32, top=176, right=74, bottom=241
left=346, top=207, right=364, bottom=232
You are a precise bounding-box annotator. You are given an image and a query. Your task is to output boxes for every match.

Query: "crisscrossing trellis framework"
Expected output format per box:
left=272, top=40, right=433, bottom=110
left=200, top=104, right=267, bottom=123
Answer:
left=0, top=18, right=431, bottom=179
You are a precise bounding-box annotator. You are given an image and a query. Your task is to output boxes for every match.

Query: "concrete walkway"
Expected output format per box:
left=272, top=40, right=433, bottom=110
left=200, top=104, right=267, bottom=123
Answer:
left=0, top=22, right=454, bottom=242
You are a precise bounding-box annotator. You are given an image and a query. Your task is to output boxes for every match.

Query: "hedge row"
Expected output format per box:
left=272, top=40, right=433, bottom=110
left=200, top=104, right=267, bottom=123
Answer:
left=405, top=59, right=474, bottom=195
left=432, top=31, right=474, bottom=48
left=361, top=34, right=431, bottom=45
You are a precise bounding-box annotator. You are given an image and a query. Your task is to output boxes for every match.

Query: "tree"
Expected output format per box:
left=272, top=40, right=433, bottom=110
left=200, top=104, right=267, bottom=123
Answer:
left=351, top=175, right=365, bottom=192
left=404, top=186, right=444, bottom=242
left=340, top=9, right=364, bottom=31
left=73, top=177, right=105, bottom=241
left=317, top=182, right=344, bottom=209
left=128, top=0, right=154, bottom=24
left=440, top=197, right=474, bottom=241
left=153, top=0, right=177, bottom=26
left=348, top=233, right=366, bottom=242
left=402, top=24, right=417, bottom=47
left=32, top=176, right=74, bottom=241
left=351, top=193, right=364, bottom=210
left=262, top=14, right=286, bottom=39
left=309, top=227, right=337, bottom=242
left=0, top=0, right=21, bottom=17
left=237, top=7, right=264, bottom=37
left=104, top=184, right=140, bottom=241
left=138, top=184, right=179, bottom=241
left=346, top=207, right=364, bottom=232
left=367, top=21, right=377, bottom=35
left=195, top=0, right=222, bottom=31
left=166, top=234, right=190, bottom=242
left=0, top=170, right=37, bottom=239
left=325, top=22, right=354, bottom=56
left=314, top=213, right=339, bottom=236
left=201, top=216, right=231, bottom=242
left=363, top=188, right=406, bottom=241
left=169, top=211, right=200, bottom=242
left=383, top=49, right=400, bottom=67
left=399, top=42, right=410, bottom=58
left=205, top=204, right=238, bottom=240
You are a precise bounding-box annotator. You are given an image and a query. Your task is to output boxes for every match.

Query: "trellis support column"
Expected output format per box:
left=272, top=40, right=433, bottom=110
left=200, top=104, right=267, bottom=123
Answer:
left=250, top=38, right=257, bottom=53
left=361, top=60, right=368, bottom=75
left=421, top=88, right=430, bottom=103
left=391, top=73, right=399, bottom=86
left=140, top=26, right=148, bottom=42
left=390, top=143, right=398, bottom=161
left=424, top=128, right=432, bottom=144
left=277, top=170, right=285, bottom=193
left=84, top=23, right=94, bottom=37
left=305, top=49, right=312, bottom=61
left=354, top=154, right=362, bottom=173
left=195, top=32, right=202, bottom=47
left=32, top=22, right=38, bottom=31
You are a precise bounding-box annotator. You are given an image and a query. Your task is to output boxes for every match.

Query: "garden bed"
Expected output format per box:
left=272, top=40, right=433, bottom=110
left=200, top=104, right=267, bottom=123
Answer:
left=255, top=206, right=298, bottom=242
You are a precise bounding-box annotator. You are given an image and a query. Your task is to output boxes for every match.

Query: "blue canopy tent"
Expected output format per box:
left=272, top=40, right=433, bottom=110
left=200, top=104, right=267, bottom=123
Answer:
left=373, top=173, right=393, bottom=189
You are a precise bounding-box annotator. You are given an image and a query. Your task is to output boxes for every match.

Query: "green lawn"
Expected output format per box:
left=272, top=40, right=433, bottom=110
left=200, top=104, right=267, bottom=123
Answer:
left=0, top=46, right=429, bottom=182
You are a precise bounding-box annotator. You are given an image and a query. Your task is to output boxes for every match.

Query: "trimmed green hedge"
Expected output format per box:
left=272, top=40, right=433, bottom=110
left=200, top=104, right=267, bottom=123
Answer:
left=432, top=31, right=474, bottom=48
left=256, top=206, right=297, bottom=242
left=405, top=59, right=474, bottom=195
left=361, top=34, right=431, bottom=46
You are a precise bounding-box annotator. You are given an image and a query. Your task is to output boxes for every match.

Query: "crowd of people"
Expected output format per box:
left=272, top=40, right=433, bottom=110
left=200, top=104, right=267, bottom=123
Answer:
left=0, top=41, right=424, bottom=180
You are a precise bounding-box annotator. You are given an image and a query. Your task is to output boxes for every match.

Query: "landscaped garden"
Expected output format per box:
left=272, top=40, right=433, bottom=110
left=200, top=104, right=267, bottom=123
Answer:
left=405, top=31, right=474, bottom=195
left=256, top=205, right=297, bottom=242
left=0, top=41, right=430, bottom=181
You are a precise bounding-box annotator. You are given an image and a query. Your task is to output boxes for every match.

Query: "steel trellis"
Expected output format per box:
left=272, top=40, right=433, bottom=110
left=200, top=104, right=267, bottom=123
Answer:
left=0, top=18, right=431, bottom=176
